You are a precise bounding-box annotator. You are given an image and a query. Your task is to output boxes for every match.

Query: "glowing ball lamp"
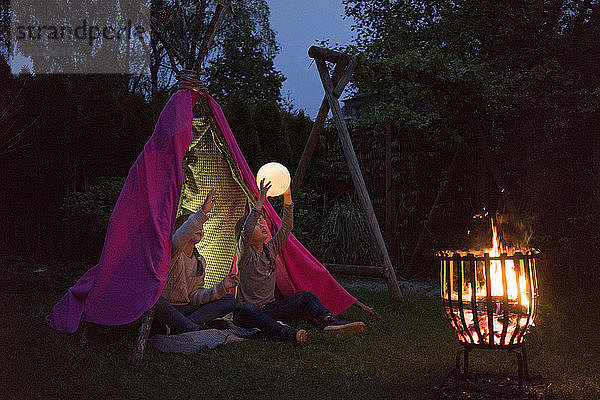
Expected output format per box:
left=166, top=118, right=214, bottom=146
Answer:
left=256, top=162, right=291, bottom=197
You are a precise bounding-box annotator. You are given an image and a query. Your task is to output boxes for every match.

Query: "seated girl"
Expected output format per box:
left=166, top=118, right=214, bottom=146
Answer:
left=233, top=180, right=365, bottom=342
left=153, top=188, right=238, bottom=334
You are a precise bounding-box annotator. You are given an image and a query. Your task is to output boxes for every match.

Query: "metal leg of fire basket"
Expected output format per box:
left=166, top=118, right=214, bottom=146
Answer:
left=455, top=346, right=471, bottom=375
left=521, top=344, right=530, bottom=380
left=511, top=344, right=530, bottom=391
left=455, top=345, right=530, bottom=393
left=454, top=346, right=471, bottom=394
left=455, top=348, right=462, bottom=375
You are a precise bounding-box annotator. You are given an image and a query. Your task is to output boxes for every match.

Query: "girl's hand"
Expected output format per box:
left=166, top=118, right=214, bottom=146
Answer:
left=256, top=178, right=272, bottom=210
left=223, top=273, right=239, bottom=290
left=202, top=188, right=217, bottom=214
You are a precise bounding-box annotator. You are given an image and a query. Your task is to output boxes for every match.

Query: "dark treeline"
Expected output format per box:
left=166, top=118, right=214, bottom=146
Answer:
left=0, top=64, right=166, bottom=260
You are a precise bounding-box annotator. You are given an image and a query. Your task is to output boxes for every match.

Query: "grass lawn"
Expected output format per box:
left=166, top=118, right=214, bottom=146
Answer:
left=1, top=271, right=599, bottom=399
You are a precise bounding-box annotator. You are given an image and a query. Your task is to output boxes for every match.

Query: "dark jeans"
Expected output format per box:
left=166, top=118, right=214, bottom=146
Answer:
left=154, top=294, right=236, bottom=334
left=233, top=291, right=332, bottom=340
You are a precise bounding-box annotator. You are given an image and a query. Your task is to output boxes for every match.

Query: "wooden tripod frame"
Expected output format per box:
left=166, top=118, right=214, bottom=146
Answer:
left=292, top=46, right=403, bottom=301
left=150, top=1, right=231, bottom=73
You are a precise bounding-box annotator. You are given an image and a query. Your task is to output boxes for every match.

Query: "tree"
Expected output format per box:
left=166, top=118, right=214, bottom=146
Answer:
left=203, top=0, right=284, bottom=104
left=0, top=0, right=9, bottom=59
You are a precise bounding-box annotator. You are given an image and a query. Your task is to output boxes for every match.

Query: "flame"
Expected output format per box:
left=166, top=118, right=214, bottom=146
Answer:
left=461, top=219, right=529, bottom=307
left=480, top=219, right=530, bottom=308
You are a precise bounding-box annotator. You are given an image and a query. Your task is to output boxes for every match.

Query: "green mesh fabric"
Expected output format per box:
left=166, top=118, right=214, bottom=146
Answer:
left=179, top=114, right=248, bottom=289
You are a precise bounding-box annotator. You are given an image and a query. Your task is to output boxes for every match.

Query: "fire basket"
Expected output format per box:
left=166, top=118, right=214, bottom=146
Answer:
left=437, top=221, right=540, bottom=390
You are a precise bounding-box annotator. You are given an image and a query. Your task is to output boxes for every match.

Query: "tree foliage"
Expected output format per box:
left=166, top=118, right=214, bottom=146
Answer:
left=61, top=177, right=125, bottom=260
left=341, top=0, right=600, bottom=281
left=0, top=63, right=168, bottom=260
left=203, top=0, right=284, bottom=103
left=148, top=0, right=284, bottom=104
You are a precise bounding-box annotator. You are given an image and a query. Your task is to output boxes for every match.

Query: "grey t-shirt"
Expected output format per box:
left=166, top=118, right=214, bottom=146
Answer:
left=236, top=203, right=293, bottom=308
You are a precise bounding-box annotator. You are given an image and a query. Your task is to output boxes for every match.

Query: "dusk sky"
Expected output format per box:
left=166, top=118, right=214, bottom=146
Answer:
left=267, top=1, right=355, bottom=118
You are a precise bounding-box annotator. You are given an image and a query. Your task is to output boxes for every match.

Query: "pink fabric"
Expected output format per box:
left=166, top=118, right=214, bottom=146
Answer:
left=47, top=90, right=198, bottom=333
left=201, top=93, right=357, bottom=315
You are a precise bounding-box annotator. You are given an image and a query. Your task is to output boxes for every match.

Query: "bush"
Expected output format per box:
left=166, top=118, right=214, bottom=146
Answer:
left=61, top=176, right=125, bottom=261
left=318, top=196, right=377, bottom=265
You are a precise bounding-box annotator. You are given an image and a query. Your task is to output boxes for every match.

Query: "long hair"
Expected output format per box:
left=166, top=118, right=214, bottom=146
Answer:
left=235, top=214, right=249, bottom=243
left=234, top=213, right=276, bottom=272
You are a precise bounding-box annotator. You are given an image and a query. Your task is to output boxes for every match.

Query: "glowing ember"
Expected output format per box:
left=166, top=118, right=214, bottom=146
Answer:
left=438, top=219, right=539, bottom=347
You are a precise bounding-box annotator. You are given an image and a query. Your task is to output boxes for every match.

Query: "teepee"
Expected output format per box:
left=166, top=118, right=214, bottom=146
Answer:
left=46, top=4, right=378, bottom=362
left=46, top=83, right=358, bottom=334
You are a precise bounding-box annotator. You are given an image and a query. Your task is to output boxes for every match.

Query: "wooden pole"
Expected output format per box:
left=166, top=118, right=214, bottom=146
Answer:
left=150, top=20, right=184, bottom=70
left=131, top=307, right=155, bottom=367
left=308, top=46, right=350, bottom=64
left=324, top=263, right=386, bottom=278
left=291, top=97, right=329, bottom=195
left=313, top=56, right=403, bottom=299
left=332, top=55, right=358, bottom=98
left=292, top=57, right=353, bottom=195
left=193, top=1, right=229, bottom=72
left=187, top=1, right=208, bottom=68
left=354, top=300, right=383, bottom=320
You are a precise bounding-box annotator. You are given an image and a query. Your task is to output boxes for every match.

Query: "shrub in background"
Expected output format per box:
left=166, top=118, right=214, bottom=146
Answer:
left=318, top=195, right=376, bottom=265
left=61, top=176, right=125, bottom=261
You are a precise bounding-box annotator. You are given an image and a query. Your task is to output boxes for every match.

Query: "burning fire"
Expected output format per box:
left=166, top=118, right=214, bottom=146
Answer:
left=440, top=218, right=538, bottom=346
left=469, top=219, right=530, bottom=308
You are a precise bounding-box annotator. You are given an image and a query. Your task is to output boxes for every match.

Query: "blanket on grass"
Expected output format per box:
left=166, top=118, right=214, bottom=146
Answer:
left=147, top=329, right=246, bottom=354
